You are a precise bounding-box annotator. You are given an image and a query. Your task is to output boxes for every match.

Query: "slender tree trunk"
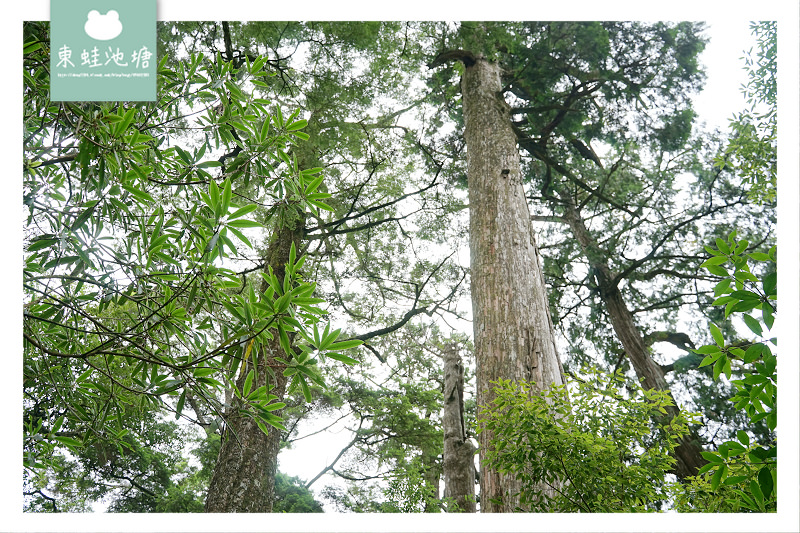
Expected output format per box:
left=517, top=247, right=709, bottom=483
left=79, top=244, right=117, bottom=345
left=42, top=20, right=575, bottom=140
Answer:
left=442, top=344, right=476, bottom=513
left=557, top=188, right=706, bottom=478
left=204, top=211, right=305, bottom=512
left=462, top=57, right=566, bottom=513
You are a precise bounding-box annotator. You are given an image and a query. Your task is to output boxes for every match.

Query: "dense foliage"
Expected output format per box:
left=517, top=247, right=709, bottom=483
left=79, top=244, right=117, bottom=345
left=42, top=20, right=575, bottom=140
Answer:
left=481, top=372, right=691, bottom=512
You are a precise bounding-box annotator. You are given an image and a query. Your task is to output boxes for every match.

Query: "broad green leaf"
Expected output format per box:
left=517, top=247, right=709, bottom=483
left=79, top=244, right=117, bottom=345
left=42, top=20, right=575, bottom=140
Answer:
left=742, top=314, right=763, bottom=337
left=286, top=119, right=308, bottom=131
left=700, top=256, right=728, bottom=267
left=744, top=343, right=764, bottom=364
left=723, top=475, right=749, bottom=486
left=762, top=272, right=777, bottom=297
left=706, top=264, right=729, bottom=277
left=713, top=278, right=732, bottom=296
left=736, top=430, right=750, bottom=447
left=762, top=305, right=774, bottom=330
left=758, top=466, right=774, bottom=499
left=709, top=323, right=724, bottom=347
left=713, top=354, right=727, bottom=381
left=710, top=463, right=727, bottom=491
left=730, top=290, right=760, bottom=301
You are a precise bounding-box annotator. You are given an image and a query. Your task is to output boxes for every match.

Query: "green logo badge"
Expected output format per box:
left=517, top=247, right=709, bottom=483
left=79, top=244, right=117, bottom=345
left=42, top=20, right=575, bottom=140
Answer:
left=50, top=0, right=156, bottom=101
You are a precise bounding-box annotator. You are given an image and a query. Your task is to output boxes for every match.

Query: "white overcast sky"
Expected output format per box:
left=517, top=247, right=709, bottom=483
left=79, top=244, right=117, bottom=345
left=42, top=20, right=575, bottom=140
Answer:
left=5, top=2, right=799, bottom=532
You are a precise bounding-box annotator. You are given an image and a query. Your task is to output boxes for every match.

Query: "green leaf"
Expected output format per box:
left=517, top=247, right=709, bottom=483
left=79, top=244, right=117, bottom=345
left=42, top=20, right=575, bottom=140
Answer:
left=243, top=369, right=254, bottom=398
left=286, top=119, right=308, bottom=131
left=758, top=466, right=774, bottom=500
left=326, top=352, right=359, bottom=365
left=722, top=475, right=749, bottom=486
left=259, top=401, right=286, bottom=412
left=209, top=179, right=221, bottom=218
left=700, top=256, right=729, bottom=267
left=300, top=378, right=312, bottom=402
left=221, top=179, right=232, bottom=214
left=71, top=204, right=97, bottom=231
left=762, top=272, right=777, bottom=297
left=713, top=278, right=732, bottom=296
left=227, top=219, right=263, bottom=228
left=27, top=237, right=58, bottom=252
left=709, top=323, right=724, bottom=347
left=715, top=238, right=730, bottom=255
left=120, top=107, right=136, bottom=134
left=713, top=354, right=727, bottom=381
left=706, top=264, right=729, bottom=277
left=122, top=182, right=154, bottom=203
left=749, top=479, right=764, bottom=506
left=175, top=389, right=186, bottom=419
left=24, top=40, right=43, bottom=54
left=730, top=290, right=760, bottom=301
left=51, top=415, right=65, bottom=435
left=175, top=146, right=192, bottom=165
left=700, top=451, right=724, bottom=463
left=54, top=436, right=84, bottom=449
left=761, top=305, right=774, bottom=330
left=742, top=314, right=763, bottom=337
left=228, top=203, right=258, bottom=220
left=710, top=463, right=727, bottom=491
left=326, top=339, right=363, bottom=351
left=744, top=343, right=764, bottom=364
left=747, top=252, right=772, bottom=262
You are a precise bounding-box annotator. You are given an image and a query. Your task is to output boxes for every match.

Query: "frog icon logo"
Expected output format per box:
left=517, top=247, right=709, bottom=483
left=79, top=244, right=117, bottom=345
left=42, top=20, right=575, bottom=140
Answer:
left=84, top=10, right=123, bottom=41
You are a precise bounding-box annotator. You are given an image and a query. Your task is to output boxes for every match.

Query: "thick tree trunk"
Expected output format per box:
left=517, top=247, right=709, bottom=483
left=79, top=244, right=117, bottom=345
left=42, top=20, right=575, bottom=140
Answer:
left=442, top=344, right=476, bottom=513
left=558, top=189, right=706, bottom=479
left=462, top=58, right=566, bottom=513
left=204, top=213, right=305, bottom=512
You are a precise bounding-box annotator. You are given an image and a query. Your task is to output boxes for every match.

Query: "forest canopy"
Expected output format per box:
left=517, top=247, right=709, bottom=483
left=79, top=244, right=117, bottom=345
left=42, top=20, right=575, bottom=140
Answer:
left=21, top=19, right=782, bottom=517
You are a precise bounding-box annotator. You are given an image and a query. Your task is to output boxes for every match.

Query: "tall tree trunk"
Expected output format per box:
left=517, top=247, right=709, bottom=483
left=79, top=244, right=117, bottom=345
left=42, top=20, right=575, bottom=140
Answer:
left=204, top=210, right=305, bottom=512
left=557, top=188, right=706, bottom=479
left=462, top=57, right=566, bottom=513
left=442, top=344, right=476, bottom=513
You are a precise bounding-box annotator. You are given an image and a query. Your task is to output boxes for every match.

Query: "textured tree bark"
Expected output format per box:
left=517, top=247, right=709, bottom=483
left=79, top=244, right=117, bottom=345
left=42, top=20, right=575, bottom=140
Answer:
left=558, top=189, right=706, bottom=479
left=442, top=344, right=476, bottom=513
left=462, top=58, right=566, bottom=513
left=204, top=212, right=305, bottom=513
